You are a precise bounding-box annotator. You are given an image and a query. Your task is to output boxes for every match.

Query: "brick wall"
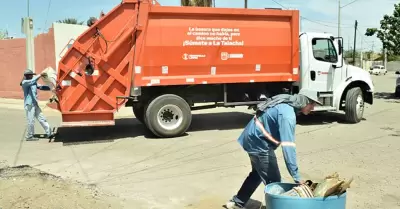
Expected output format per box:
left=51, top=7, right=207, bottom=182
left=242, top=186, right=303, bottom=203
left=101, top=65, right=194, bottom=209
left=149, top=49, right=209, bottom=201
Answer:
left=0, top=28, right=56, bottom=101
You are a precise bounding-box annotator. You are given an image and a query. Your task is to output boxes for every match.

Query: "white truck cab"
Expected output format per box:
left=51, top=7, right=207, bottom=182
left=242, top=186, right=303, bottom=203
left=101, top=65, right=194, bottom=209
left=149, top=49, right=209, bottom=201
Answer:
left=295, top=32, right=374, bottom=123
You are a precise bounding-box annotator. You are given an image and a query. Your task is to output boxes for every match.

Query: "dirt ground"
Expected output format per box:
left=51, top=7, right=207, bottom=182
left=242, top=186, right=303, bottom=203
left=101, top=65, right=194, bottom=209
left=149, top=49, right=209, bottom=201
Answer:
left=0, top=164, right=122, bottom=209
left=1, top=73, right=400, bottom=209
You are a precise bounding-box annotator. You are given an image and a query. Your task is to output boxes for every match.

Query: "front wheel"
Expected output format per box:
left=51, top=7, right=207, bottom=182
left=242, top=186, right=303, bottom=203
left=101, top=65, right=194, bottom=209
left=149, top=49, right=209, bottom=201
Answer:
left=145, top=94, right=192, bottom=138
left=344, top=87, right=364, bottom=123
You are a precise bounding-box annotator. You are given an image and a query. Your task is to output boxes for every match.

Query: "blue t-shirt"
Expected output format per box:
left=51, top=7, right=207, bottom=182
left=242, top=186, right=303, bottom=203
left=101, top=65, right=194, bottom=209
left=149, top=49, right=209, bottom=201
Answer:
left=21, top=75, right=50, bottom=106
left=237, top=103, right=300, bottom=182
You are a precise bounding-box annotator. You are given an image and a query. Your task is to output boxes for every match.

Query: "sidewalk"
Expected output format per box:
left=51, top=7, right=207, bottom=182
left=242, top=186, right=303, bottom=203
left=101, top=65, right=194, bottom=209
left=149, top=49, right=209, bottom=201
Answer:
left=0, top=98, right=58, bottom=112
left=0, top=97, right=134, bottom=118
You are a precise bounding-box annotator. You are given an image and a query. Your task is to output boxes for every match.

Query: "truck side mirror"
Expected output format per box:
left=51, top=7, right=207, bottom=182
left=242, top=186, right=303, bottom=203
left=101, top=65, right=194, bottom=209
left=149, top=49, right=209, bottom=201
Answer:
left=338, top=40, right=343, bottom=55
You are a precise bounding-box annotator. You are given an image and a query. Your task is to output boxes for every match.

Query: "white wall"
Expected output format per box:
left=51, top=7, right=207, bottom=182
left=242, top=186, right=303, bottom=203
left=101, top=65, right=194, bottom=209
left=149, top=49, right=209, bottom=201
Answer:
left=52, top=23, right=88, bottom=69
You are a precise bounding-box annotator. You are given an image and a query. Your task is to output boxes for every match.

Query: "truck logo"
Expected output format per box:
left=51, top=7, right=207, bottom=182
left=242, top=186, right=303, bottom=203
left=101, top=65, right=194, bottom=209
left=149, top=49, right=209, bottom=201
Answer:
left=221, top=52, right=244, bottom=60
left=317, top=71, right=329, bottom=75
left=182, top=53, right=206, bottom=60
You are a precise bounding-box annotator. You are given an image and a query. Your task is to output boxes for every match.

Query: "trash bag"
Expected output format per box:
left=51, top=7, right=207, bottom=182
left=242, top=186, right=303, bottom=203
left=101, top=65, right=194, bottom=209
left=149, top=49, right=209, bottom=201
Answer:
left=313, top=172, right=353, bottom=197
left=267, top=184, right=286, bottom=195
left=41, top=66, right=57, bottom=91
left=282, top=184, right=314, bottom=198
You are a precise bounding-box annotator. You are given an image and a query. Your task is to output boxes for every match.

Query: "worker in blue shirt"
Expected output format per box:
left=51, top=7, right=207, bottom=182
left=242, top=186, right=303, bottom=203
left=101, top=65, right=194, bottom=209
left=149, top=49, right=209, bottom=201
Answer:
left=20, top=69, right=53, bottom=141
left=225, top=89, right=322, bottom=209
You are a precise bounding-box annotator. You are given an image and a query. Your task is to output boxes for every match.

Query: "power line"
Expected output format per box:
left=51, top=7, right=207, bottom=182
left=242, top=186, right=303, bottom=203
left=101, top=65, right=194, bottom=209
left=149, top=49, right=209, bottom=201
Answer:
left=43, top=0, right=52, bottom=32
left=269, top=0, right=340, bottom=28
left=269, top=0, right=363, bottom=29
left=270, top=0, right=380, bottom=29
left=340, top=0, right=362, bottom=8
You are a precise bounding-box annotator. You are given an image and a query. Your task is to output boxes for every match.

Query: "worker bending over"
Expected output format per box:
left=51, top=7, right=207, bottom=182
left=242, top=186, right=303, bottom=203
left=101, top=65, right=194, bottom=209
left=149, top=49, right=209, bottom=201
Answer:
left=225, top=89, right=322, bottom=209
left=20, top=69, right=53, bottom=141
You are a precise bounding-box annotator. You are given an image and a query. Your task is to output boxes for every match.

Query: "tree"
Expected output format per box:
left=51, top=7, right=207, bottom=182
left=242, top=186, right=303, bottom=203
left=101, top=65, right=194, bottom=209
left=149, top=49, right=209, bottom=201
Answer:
left=344, top=50, right=360, bottom=59
left=87, top=17, right=98, bottom=27
left=181, top=0, right=212, bottom=7
left=57, top=18, right=84, bottom=25
left=87, top=11, right=105, bottom=27
left=0, top=29, right=8, bottom=39
left=365, top=3, right=400, bottom=56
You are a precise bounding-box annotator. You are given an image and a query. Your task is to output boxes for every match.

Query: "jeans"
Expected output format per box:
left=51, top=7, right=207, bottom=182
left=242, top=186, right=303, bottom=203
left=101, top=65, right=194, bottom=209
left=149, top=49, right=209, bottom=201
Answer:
left=231, top=150, right=281, bottom=207
left=25, top=104, right=51, bottom=139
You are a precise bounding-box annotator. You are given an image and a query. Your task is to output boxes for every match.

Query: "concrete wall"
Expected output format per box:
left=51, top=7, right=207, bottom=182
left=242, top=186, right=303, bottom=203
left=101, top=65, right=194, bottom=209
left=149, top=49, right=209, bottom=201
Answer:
left=53, top=23, right=88, bottom=70
left=0, top=29, right=55, bottom=100
left=0, top=23, right=88, bottom=101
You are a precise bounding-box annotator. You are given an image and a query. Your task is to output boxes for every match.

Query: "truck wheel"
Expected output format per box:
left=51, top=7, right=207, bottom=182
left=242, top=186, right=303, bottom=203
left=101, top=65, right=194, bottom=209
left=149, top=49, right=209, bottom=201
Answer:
left=145, top=94, right=192, bottom=138
left=133, top=106, right=145, bottom=124
left=344, top=87, right=364, bottom=123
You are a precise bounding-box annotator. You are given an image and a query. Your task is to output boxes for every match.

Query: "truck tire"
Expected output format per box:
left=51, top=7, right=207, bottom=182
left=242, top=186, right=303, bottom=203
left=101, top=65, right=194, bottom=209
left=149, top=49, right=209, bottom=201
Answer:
left=133, top=106, right=145, bottom=124
left=145, top=94, right=192, bottom=138
left=344, top=87, right=364, bottom=123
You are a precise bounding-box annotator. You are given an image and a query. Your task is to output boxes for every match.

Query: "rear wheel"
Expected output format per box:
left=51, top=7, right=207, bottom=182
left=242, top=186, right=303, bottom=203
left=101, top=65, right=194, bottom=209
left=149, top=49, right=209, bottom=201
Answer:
left=145, top=94, right=192, bottom=138
left=344, top=87, right=364, bottom=123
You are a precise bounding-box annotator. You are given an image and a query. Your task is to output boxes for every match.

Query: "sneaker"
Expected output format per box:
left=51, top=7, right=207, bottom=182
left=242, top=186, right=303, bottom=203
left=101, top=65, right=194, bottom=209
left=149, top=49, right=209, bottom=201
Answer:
left=26, top=137, right=39, bottom=141
left=225, top=200, right=245, bottom=209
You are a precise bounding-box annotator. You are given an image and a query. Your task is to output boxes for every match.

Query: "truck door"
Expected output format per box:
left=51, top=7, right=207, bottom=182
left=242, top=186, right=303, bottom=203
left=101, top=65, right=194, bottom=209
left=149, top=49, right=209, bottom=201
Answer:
left=308, top=38, right=339, bottom=92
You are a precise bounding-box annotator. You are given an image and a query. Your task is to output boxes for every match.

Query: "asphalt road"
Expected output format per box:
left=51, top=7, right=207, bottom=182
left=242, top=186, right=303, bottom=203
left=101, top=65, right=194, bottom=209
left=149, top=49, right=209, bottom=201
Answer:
left=1, top=73, right=400, bottom=209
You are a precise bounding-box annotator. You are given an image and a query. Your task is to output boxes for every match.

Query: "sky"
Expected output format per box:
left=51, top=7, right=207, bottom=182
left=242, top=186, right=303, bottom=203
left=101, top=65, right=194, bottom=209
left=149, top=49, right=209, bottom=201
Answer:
left=0, top=0, right=398, bottom=52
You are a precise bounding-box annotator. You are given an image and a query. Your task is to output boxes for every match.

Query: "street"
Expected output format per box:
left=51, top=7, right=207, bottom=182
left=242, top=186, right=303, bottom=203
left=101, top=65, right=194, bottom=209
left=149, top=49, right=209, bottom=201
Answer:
left=1, top=73, right=400, bottom=209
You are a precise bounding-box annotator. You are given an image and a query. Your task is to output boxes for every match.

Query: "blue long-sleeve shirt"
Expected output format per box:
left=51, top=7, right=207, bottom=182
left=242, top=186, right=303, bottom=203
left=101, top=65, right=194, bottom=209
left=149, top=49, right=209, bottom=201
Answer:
left=237, top=103, right=301, bottom=182
left=21, top=75, right=51, bottom=106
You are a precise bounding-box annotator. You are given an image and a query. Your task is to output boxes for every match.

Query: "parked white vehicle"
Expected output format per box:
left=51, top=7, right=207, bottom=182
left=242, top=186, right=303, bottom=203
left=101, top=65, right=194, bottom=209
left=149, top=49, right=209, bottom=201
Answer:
left=369, top=65, right=387, bottom=75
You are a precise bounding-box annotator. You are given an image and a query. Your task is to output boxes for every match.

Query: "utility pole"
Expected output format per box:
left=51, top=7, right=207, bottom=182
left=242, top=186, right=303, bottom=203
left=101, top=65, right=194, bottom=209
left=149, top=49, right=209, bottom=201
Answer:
left=244, top=0, right=248, bottom=8
left=371, top=42, right=375, bottom=53
left=353, top=20, right=358, bottom=66
left=348, top=36, right=350, bottom=52
left=338, top=0, right=341, bottom=37
left=22, top=0, right=35, bottom=73
left=360, top=38, right=363, bottom=69
left=384, top=48, right=387, bottom=69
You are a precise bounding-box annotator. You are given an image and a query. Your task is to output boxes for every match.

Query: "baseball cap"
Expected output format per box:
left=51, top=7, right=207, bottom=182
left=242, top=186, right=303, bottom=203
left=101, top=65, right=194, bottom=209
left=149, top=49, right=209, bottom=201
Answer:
left=23, top=69, right=36, bottom=75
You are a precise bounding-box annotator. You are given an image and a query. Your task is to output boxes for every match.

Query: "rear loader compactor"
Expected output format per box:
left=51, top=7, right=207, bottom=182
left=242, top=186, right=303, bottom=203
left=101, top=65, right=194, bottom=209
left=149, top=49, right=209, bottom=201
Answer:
left=50, top=0, right=374, bottom=137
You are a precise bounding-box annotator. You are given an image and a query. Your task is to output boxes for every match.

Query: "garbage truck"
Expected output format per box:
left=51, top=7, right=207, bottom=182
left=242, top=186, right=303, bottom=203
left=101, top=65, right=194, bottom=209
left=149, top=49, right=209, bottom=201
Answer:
left=50, top=0, right=374, bottom=137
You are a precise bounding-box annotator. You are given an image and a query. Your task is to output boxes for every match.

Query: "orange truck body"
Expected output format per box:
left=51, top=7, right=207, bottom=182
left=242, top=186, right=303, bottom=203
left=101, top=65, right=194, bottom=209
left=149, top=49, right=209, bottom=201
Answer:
left=53, top=0, right=300, bottom=127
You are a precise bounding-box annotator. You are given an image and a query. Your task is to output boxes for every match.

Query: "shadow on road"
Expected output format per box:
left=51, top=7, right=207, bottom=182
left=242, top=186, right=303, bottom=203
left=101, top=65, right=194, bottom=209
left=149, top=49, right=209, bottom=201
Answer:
left=53, top=110, right=353, bottom=145
left=189, top=111, right=253, bottom=132
left=53, top=118, right=152, bottom=145
left=53, top=112, right=254, bottom=145
left=297, top=111, right=357, bottom=126
left=374, top=92, right=396, bottom=100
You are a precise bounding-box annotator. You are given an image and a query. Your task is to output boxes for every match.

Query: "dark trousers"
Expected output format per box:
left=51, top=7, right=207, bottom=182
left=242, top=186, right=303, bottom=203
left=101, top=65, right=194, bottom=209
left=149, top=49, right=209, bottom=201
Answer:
left=231, top=150, right=281, bottom=207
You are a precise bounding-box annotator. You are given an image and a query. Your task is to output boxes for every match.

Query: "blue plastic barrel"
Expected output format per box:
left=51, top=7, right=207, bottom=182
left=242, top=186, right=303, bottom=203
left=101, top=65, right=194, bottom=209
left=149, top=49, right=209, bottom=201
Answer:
left=264, top=183, right=347, bottom=209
